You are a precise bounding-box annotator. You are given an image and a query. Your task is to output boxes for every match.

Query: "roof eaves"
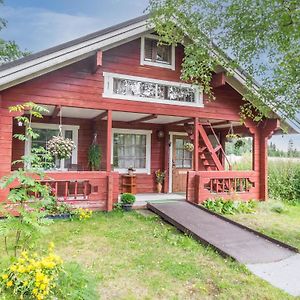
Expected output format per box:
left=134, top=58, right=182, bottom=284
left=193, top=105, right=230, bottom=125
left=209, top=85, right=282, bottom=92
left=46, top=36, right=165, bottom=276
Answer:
left=0, top=14, right=150, bottom=72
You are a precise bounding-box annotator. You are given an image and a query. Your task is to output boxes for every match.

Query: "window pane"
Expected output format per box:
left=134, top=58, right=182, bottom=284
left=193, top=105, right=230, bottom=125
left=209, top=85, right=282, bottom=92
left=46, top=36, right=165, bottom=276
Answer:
left=156, top=44, right=171, bottom=64
left=64, top=130, right=73, bottom=168
left=32, top=128, right=59, bottom=169
left=144, top=38, right=171, bottom=65
left=113, top=133, right=147, bottom=169
left=144, top=38, right=155, bottom=61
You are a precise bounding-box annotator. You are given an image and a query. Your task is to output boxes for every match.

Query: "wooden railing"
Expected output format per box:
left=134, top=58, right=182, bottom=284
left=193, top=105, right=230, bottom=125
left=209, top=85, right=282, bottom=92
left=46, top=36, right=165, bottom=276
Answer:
left=9, top=171, right=119, bottom=211
left=186, top=171, right=259, bottom=203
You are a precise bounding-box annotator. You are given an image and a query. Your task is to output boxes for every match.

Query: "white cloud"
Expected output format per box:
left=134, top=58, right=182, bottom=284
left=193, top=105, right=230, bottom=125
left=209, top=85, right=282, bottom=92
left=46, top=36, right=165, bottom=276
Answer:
left=1, top=6, right=112, bottom=51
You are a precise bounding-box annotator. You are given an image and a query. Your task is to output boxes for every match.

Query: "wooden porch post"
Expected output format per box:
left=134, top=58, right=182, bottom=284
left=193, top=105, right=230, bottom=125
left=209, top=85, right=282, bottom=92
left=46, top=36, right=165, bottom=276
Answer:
left=194, top=117, right=199, bottom=171
left=248, top=118, right=280, bottom=201
left=106, top=109, right=113, bottom=211
left=163, top=127, right=170, bottom=193
left=106, top=110, right=112, bottom=172
left=0, top=105, right=13, bottom=202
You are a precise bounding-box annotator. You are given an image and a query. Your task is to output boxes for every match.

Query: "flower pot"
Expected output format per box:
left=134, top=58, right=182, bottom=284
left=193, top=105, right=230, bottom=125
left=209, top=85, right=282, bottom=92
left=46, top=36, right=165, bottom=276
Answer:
left=157, top=182, right=162, bottom=193
left=122, top=203, right=133, bottom=211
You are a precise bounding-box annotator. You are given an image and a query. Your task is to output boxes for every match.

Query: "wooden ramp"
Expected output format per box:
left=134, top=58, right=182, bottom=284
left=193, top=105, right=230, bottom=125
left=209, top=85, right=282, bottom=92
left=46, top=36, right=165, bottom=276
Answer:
left=147, top=201, right=298, bottom=264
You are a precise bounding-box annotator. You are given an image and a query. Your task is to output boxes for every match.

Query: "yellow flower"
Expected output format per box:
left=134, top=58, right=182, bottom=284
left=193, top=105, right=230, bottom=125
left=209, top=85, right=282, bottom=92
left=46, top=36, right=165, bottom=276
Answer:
left=40, top=283, right=46, bottom=290
left=23, top=280, right=28, bottom=286
left=32, top=288, right=38, bottom=295
left=1, top=274, right=8, bottom=280
left=18, top=266, right=26, bottom=273
left=37, top=294, right=44, bottom=300
left=35, top=272, right=45, bottom=282
left=18, top=258, right=25, bottom=264
left=21, top=251, right=28, bottom=258
left=10, top=265, right=17, bottom=272
left=6, top=281, right=13, bottom=287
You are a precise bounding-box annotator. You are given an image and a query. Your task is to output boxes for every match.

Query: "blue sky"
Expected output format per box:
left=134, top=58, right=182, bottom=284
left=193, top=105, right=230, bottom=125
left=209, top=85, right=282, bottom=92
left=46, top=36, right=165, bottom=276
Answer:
left=1, top=0, right=299, bottom=151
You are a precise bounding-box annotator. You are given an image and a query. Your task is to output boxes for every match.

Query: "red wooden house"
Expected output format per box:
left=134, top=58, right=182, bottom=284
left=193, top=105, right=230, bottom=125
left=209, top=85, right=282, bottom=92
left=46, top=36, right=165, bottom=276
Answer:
left=0, top=15, right=297, bottom=211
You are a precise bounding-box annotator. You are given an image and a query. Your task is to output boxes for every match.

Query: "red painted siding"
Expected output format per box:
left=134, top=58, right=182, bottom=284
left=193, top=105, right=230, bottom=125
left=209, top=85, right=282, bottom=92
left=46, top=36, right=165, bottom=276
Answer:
left=0, top=36, right=275, bottom=203
left=1, top=39, right=244, bottom=122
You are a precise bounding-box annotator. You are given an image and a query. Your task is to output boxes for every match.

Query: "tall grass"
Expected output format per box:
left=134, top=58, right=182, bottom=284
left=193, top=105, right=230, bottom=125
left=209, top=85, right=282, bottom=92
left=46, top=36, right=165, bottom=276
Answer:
left=231, top=155, right=300, bottom=204
left=268, top=159, right=300, bottom=204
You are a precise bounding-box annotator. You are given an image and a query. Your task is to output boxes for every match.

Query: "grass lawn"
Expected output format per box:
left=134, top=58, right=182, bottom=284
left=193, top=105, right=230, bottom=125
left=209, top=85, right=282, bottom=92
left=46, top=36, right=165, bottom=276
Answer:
left=1, top=208, right=297, bottom=299
left=229, top=201, right=300, bottom=250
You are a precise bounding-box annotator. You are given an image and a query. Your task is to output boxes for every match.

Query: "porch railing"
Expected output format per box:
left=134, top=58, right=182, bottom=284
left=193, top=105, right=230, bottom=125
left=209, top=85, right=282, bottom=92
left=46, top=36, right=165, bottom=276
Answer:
left=9, top=171, right=119, bottom=211
left=42, top=171, right=119, bottom=210
left=186, top=171, right=259, bottom=203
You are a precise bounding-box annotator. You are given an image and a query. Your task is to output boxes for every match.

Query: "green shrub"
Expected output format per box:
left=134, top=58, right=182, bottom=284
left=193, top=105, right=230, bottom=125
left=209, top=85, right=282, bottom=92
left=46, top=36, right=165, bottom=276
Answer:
left=268, top=160, right=300, bottom=204
left=202, top=198, right=256, bottom=215
left=120, top=193, right=136, bottom=204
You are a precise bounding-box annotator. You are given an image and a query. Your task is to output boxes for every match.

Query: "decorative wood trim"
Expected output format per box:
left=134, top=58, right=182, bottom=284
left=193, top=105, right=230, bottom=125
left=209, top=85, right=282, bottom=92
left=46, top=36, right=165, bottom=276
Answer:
left=102, top=72, right=203, bottom=108
left=92, top=50, right=103, bottom=74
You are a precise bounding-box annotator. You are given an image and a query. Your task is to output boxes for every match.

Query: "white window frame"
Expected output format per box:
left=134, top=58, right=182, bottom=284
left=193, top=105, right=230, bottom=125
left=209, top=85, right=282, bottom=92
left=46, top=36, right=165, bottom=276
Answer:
left=25, top=123, right=79, bottom=171
left=140, top=34, right=175, bottom=70
left=103, top=72, right=203, bottom=107
left=111, top=128, right=152, bottom=174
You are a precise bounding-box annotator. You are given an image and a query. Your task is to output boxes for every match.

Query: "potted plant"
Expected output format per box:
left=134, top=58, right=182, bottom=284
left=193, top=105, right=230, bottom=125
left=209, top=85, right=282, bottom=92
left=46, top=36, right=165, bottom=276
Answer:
left=47, top=135, right=75, bottom=160
left=88, top=144, right=102, bottom=171
left=120, top=193, right=136, bottom=211
left=127, top=167, right=135, bottom=176
left=184, top=142, right=194, bottom=152
left=43, top=196, right=73, bottom=219
left=155, top=169, right=166, bottom=193
left=226, top=133, right=241, bottom=142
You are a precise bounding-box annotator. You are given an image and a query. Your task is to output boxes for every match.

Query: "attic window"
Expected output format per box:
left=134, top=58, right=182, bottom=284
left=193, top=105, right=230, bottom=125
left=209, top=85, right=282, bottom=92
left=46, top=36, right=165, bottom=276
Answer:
left=141, top=35, right=175, bottom=70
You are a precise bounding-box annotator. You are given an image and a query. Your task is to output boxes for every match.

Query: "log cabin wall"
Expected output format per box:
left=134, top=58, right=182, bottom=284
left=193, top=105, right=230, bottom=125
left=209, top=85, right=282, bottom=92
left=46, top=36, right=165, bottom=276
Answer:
left=1, top=38, right=244, bottom=122
left=0, top=37, right=263, bottom=198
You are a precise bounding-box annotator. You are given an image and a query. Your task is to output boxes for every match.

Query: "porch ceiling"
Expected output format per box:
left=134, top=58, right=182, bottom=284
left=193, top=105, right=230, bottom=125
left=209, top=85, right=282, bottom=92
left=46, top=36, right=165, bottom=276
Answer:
left=41, top=105, right=105, bottom=119
left=40, top=105, right=241, bottom=127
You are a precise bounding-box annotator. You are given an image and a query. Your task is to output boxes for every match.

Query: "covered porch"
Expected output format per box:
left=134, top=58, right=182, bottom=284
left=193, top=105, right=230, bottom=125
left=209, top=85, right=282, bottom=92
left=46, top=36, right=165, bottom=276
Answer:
left=7, top=104, right=279, bottom=210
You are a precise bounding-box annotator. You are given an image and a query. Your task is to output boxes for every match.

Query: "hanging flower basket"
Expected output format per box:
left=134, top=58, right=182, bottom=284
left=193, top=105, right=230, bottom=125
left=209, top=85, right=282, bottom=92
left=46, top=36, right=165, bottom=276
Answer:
left=47, top=136, right=75, bottom=160
left=226, top=133, right=241, bottom=142
left=184, top=142, right=194, bottom=152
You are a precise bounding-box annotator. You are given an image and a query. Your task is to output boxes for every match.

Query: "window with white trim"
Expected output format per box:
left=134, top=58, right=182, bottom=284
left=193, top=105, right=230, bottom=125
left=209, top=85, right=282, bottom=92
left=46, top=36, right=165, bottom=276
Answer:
left=140, top=34, right=175, bottom=70
left=103, top=72, right=203, bottom=107
left=112, top=129, right=151, bottom=174
left=25, top=123, right=79, bottom=171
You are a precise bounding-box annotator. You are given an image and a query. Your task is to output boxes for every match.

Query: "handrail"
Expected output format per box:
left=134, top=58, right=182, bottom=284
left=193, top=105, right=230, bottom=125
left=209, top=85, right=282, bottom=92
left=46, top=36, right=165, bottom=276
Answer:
left=186, top=170, right=259, bottom=203
left=208, top=122, right=232, bottom=170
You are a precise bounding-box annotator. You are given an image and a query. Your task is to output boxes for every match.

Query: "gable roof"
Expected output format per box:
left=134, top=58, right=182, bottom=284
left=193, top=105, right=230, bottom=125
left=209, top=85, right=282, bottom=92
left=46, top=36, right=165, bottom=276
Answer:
left=0, top=14, right=299, bottom=133
left=0, top=14, right=150, bottom=91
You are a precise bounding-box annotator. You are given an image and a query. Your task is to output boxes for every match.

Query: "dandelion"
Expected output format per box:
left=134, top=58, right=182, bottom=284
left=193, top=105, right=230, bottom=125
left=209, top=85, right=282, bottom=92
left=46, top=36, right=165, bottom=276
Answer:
left=1, top=274, right=8, bottom=280
left=6, top=281, right=13, bottom=287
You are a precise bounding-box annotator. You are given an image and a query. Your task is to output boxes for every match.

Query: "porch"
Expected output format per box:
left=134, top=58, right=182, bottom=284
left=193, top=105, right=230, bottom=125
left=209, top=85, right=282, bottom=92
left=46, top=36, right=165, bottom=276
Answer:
left=3, top=104, right=279, bottom=210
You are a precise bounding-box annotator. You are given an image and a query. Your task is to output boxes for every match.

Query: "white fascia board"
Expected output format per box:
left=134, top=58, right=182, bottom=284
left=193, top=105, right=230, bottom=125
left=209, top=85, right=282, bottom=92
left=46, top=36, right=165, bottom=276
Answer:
left=0, top=19, right=151, bottom=91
